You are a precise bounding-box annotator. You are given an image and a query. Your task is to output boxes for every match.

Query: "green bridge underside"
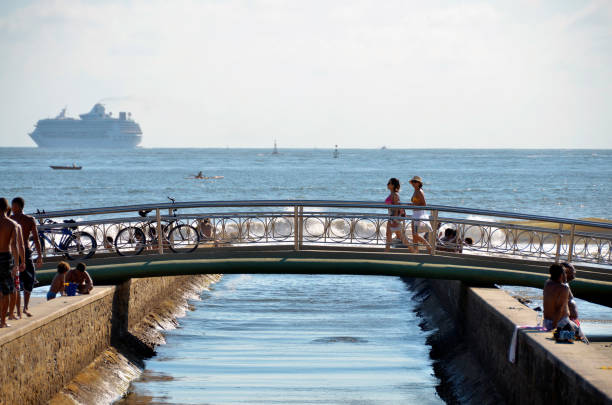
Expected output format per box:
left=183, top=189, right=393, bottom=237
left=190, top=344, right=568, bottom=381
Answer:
left=35, top=248, right=612, bottom=308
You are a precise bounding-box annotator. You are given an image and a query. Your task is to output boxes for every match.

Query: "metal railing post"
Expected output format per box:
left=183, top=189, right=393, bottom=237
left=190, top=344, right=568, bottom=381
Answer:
left=456, top=221, right=462, bottom=253
left=567, top=224, right=575, bottom=262
left=293, top=206, right=300, bottom=251
left=554, top=223, right=563, bottom=262
left=429, top=210, right=438, bottom=256
left=298, top=206, right=304, bottom=249
left=156, top=208, right=164, bottom=254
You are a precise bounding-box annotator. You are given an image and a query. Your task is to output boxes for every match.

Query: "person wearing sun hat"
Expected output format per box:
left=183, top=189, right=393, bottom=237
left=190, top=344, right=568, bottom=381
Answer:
left=409, top=176, right=433, bottom=253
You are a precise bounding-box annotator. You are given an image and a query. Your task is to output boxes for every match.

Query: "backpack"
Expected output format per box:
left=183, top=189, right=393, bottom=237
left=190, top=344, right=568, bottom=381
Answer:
left=553, top=323, right=577, bottom=343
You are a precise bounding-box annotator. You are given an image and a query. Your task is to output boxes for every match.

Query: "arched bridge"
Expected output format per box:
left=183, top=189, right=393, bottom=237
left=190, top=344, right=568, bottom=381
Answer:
left=30, top=200, right=612, bottom=307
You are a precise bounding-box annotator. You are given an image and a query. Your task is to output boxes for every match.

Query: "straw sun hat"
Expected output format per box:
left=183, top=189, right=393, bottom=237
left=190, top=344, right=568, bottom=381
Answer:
left=409, top=176, right=423, bottom=185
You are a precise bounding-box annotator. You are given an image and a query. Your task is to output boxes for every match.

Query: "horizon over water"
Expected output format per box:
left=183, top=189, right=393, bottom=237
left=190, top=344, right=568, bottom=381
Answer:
left=2, top=147, right=611, bottom=404
left=0, top=147, right=610, bottom=220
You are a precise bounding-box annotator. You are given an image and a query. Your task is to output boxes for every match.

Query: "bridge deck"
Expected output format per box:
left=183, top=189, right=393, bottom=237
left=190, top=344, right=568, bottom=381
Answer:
left=36, top=246, right=612, bottom=308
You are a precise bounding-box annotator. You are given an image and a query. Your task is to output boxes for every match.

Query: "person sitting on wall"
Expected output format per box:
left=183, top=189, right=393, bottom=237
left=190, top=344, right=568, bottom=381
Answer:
left=437, top=228, right=458, bottom=252
left=543, top=263, right=580, bottom=331
left=47, top=261, right=69, bottom=300
left=462, top=237, right=473, bottom=252
left=65, top=262, right=93, bottom=294
left=199, top=218, right=213, bottom=241
left=103, top=236, right=114, bottom=250
left=561, top=262, right=579, bottom=325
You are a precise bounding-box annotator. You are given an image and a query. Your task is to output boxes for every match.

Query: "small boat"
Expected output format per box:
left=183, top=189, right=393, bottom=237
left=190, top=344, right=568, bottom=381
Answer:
left=333, top=145, right=339, bottom=158
left=50, top=164, right=81, bottom=170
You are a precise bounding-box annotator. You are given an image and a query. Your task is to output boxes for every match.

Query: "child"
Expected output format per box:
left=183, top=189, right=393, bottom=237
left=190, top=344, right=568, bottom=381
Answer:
left=47, top=261, right=69, bottom=300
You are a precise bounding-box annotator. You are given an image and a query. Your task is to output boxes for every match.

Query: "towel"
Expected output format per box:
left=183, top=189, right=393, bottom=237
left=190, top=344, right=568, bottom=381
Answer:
left=508, top=325, right=547, bottom=363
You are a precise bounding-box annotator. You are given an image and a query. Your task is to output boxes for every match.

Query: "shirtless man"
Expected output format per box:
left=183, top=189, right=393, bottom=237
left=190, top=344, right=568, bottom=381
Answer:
left=10, top=197, right=43, bottom=317
left=0, top=198, right=21, bottom=328
left=561, top=262, right=579, bottom=322
left=7, top=225, right=25, bottom=320
left=11, top=197, right=42, bottom=316
left=543, top=263, right=571, bottom=331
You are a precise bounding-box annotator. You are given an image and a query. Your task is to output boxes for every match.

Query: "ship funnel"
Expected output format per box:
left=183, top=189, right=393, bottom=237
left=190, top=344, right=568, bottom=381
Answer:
left=119, top=112, right=127, bottom=120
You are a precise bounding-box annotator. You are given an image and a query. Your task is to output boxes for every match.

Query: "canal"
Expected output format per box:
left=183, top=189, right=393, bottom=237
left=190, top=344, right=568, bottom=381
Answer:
left=117, top=274, right=443, bottom=404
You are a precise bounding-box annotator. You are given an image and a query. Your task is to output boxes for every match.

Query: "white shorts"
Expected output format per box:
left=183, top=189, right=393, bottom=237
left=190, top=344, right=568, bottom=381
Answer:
left=388, top=221, right=402, bottom=232
left=412, top=220, right=432, bottom=234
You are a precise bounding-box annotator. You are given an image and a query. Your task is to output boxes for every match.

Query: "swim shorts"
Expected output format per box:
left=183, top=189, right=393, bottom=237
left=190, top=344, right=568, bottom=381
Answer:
left=0, top=252, right=15, bottom=296
left=543, top=318, right=554, bottom=331
left=20, top=249, right=36, bottom=292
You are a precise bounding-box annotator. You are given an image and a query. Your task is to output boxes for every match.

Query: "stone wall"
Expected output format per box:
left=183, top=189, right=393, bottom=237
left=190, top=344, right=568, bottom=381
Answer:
left=0, top=274, right=220, bottom=405
left=426, top=279, right=612, bottom=404
left=0, top=290, right=114, bottom=404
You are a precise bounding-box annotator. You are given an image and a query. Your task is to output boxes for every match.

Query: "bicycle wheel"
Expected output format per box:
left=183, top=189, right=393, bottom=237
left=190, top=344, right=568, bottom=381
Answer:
left=168, top=224, right=200, bottom=253
left=64, top=232, right=97, bottom=260
left=114, top=227, right=146, bottom=256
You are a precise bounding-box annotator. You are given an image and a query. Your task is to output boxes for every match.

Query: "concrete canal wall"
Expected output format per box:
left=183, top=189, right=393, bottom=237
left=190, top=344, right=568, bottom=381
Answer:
left=0, top=274, right=220, bottom=405
left=1, top=269, right=609, bottom=405
left=425, top=279, right=612, bottom=405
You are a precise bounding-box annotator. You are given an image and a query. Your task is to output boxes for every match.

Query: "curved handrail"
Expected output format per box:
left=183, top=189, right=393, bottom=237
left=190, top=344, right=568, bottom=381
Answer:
left=30, top=199, right=612, bottom=229
left=28, top=200, right=612, bottom=267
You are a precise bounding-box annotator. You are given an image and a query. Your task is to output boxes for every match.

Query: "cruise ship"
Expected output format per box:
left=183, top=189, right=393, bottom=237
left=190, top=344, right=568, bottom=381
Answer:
left=29, top=104, right=143, bottom=148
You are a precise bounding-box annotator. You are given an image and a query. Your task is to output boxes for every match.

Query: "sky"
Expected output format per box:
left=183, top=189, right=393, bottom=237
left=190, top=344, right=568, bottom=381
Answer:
left=0, top=0, right=611, bottom=148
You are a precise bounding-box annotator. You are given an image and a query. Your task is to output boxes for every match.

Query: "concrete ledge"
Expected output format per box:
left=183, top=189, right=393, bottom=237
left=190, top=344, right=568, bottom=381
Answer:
left=0, top=287, right=115, bottom=345
left=428, top=279, right=612, bottom=404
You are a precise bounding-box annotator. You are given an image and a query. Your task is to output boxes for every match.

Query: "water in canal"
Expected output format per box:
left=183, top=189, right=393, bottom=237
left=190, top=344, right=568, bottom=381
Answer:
left=117, top=274, right=443, bottom=404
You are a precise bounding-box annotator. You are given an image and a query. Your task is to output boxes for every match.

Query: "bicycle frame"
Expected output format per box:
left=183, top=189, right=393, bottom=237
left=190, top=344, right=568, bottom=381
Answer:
left=39, top=227, right=73, bottom=253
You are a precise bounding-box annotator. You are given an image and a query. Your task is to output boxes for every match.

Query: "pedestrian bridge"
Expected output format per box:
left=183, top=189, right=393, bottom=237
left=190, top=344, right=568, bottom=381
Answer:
left=30, top=200, right=612, bottom=307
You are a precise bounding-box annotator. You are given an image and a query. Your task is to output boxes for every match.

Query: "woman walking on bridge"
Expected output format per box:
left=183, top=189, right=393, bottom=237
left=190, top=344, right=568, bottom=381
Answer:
left=409, top=176, right=433, bottom=254
left=385, top=178, right=411, bottom=252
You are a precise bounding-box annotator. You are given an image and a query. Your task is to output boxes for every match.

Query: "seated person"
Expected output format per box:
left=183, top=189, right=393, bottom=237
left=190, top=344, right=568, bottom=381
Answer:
left=543, top=263, right=577, bottom=331
left=437, top=228, right=458, bottom=252
left=561, top=262, right=579, bottom=324
left=462, top=237, right=474, bottom=252
left=103, top=236, right=114, bottom=250
left=65, top=262, right=93, bottom=294
left=47, top=261, right=69, bottom=300
left=199, top=218, right=213, bottom=241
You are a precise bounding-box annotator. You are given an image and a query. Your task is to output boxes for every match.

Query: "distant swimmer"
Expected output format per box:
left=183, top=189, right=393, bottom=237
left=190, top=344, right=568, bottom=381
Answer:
left=185, top=171, right=224, bottom=180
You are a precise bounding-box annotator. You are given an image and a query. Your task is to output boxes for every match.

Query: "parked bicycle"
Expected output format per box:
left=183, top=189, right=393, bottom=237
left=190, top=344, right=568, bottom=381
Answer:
left=114, top=197, right=200, bottom=256
left=33, top=219, right=97, bottom=260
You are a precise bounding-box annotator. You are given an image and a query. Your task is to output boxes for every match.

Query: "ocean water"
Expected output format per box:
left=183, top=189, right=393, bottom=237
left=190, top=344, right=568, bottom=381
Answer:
left=0, top=148, right=610, bottom=218
left=1, top=148, right=611, bottom=403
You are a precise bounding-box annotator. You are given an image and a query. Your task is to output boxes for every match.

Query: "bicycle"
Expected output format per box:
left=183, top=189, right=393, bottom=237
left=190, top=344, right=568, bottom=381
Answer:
left=34, top=218, right=97, bottom=260
left=114, top=197, right=200, bottom=256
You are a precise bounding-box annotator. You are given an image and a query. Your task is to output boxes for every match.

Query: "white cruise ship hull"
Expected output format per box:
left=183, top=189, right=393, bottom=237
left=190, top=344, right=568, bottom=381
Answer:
left=30, top=133, right=142, bottom=148
left=29, top=104, right=143, bottom=148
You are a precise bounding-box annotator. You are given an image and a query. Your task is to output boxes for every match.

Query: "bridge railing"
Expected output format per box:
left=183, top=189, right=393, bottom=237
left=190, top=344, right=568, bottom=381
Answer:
left=29, top=200, right=612, bottom=266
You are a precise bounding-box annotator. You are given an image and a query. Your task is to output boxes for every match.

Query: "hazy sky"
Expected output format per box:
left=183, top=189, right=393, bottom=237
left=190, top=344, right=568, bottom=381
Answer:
left=1, top=0, right=610, bottom=148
